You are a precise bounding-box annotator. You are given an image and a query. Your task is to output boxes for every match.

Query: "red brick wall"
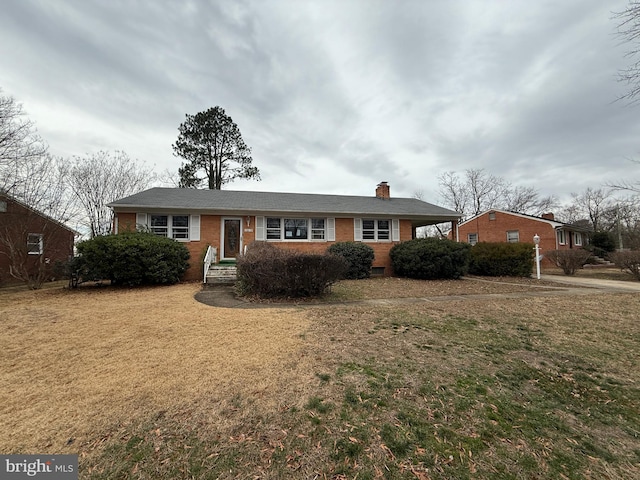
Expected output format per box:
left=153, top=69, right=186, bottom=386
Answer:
left=114, top=214, right=414, bottom=280
left=0, top=197, right=75, bottom=285
left=457, top=211, right=579, bottom=267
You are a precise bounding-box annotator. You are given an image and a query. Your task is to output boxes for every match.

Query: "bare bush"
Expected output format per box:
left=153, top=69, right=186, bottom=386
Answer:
left=237, top=242, right=347, bottom=298
left=610, top=250, right=640, bottom=280
left=546, top=249, right=592, bottom=276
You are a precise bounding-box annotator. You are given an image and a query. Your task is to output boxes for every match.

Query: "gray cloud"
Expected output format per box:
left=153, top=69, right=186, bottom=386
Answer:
left=0, top=0, right=636, bottom=203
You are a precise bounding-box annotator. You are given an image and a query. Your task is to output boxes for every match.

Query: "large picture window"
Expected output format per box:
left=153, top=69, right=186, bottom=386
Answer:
left=284, top=219, right=308, bottom=239
left=265, top=217, right=327, bottom=241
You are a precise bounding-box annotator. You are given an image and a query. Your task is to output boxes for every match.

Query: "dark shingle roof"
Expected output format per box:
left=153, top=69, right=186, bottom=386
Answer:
left=109, top=188, right=460, bottom=222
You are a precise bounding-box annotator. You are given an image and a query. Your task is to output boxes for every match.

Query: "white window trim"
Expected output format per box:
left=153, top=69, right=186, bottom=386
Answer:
left=557, top=229, right=566, bottom=245
left=138, top=213, right=200, bottom=242
left=261, top=216, right=332, bottom=242
left=574, top=232, right=582, bottom=246
left=506, top=230, right=519, bottom=243
left=27, top=233, right=43, bottom=255
left=357, top=218, right=394, bottom=242
left=468, top=233, right=478, bottom=245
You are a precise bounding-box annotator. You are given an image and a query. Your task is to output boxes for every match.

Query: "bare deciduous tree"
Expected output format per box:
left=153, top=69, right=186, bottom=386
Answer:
left=567, top=187, right=615, bottom=232
left=0, top=90, right=79, bottom=288
left=504, top=186, right=558, bottom=217
left=606, top=158, right=640, bottom=193
left=438, top=169, right=553, bottom=222
left=67, top=151, right=157, bottom=237
left=615, top=1, right=640, bottom=103
left=0, top=90, right=49, bottom=196
left=0, top=194, right=74, bottom=288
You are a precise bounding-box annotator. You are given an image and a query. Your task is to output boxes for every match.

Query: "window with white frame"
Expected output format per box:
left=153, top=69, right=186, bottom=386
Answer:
left=265, top=217, right=327, bottom=241
left=284, top=219, right=308, bottom=239
left=557, top=230, right=566, bottom=245
left=489, top=212, right=496, bottom=220
left=574, top=232, right=582, bottom=246
left=27, top=233, right=43, bottom=255
left=150, top=214, right=189, bottom=239
left=506, top=230, right=519, bottom=243
left=362, top=219, right=391, bottom=241
left=266, top=218, right=281, bottom=239
left=311, top=218, right=325, bottom=239
left=468, top=233, right=478, bottom=245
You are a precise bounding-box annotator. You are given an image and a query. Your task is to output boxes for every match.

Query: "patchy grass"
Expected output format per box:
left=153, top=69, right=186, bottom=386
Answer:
left=1, top=281, right=639, bottom=479
left=326, top=276, right=560, bottom=301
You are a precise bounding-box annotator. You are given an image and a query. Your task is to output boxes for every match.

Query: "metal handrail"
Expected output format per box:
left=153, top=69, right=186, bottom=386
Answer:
left=203, top=245, right=217, bottom=283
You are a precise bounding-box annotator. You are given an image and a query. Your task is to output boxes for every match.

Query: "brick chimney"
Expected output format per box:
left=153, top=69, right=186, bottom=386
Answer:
left=541, top=213, right=555, bottom=221
left=376, top=181, right=390, bottom=199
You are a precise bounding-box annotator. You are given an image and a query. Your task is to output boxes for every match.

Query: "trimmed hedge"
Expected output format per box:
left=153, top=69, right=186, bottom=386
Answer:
left=327, top=242, right=375, bottom=279
left=390, top=238, right=471, bottom=280
left=237, top=242, right=348, bottom=297
left=74, top=232, right=190, bottom=286
left=468, top=242, right=534, bottom=277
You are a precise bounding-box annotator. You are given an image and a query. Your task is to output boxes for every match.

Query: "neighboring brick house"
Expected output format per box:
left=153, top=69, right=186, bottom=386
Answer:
left=0, top=192, right=76, bottom=285
left=109, top=182, right=461, bottom=281
left=456, top=209, right=589, bottom=265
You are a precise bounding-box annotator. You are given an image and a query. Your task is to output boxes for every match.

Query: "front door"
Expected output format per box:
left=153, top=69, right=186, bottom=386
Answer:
left=222, top=218, right=242, bottom=260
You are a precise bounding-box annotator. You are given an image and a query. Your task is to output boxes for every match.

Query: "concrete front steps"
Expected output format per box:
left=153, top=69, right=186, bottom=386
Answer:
left=583, top=255, right=615, bottom=269
left=205, top=264, right=237, bottom=285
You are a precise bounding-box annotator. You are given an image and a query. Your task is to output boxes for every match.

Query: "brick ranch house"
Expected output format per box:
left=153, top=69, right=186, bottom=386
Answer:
left=109, top=182, right=461, bottom=281
left=456, top=209, right=590, bottom=266
left=0, top=191, right=76, bottom=285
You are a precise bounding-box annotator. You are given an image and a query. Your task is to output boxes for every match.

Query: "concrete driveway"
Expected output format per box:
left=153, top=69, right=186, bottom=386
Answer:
left=539, top=274, right=640, bottom=292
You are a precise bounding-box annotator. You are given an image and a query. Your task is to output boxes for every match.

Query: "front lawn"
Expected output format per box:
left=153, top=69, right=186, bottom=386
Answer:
left=0, top=281, right=638, bottom=479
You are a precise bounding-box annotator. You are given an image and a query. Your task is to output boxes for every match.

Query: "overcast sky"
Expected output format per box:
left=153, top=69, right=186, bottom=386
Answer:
left=1, top=0, right=637, bottom=206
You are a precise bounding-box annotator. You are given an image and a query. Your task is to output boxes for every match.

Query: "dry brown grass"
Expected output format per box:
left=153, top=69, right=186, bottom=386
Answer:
left=0, top=283, right=314, bottom=454
left=1, top=278, right=638, bottom=479
left=327, top=275, right=561, bottom=301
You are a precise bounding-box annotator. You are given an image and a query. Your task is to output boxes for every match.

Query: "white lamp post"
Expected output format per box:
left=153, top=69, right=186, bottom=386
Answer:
left=533, top=234, right=541, bottom=280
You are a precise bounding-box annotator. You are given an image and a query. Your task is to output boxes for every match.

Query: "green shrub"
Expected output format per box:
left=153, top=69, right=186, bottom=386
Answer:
left=546, top=249, right=592, bottom=275
left=74, top=232, right=190, bottom=286
left=237, top=242, right=348, bottom=297
left=588, top=231, right=616, bottom=259
left=469, top=242, right=534, bottom=277
left=327, top=242, right=375, bottom=279
left=591, top=231, right=616, bottom=253
left=389, top=238, right=471, bottom=280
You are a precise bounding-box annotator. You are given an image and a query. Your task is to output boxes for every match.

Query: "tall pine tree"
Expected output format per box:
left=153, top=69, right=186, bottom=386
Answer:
left=173, top=106, right=260, bottom=189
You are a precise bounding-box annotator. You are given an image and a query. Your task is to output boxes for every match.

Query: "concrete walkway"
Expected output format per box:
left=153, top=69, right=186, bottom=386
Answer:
left=195, top=275, right=639, bottom=309
left=539, top=274, right=640, bottom=292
